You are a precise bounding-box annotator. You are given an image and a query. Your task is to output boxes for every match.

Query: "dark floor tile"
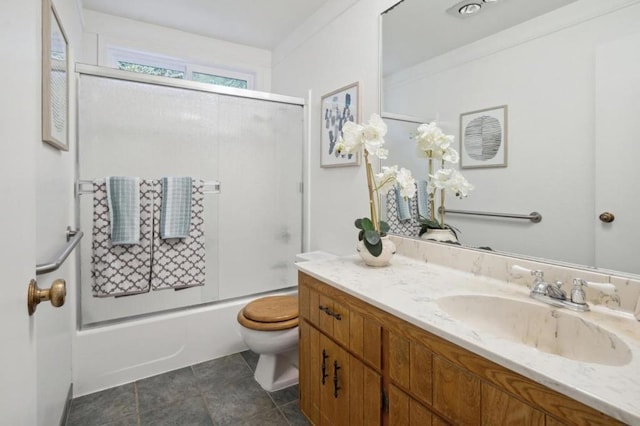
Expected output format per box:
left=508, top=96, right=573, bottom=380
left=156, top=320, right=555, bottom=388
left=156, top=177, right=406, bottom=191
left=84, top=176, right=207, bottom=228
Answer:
left=66, top=383, right=137, bottom=426
left=240, top=407, right=289, bottom=426
left=268, top=384, right=299, bottom=407
left=279, top=400, right=310, bottom=426
left=139, top=396, right=213, bottom=426
left=136, top=367, right=199, bottom=413
left=200, top=375, right=275, bottom=425
left=240, top=350, right=259, bottom=372
left=103, top=415, right=139, bottom=426
left=192, top=353, right=253, bottom=386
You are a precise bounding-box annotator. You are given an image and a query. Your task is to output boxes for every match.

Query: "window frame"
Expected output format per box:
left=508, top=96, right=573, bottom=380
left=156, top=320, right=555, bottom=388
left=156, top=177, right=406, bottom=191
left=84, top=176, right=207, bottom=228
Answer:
left=107, top=47, right=255, bottom=90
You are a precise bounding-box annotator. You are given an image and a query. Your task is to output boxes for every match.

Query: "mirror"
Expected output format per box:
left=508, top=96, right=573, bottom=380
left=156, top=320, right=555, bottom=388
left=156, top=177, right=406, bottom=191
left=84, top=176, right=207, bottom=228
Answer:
left=381, top=0, right=640, bottom=277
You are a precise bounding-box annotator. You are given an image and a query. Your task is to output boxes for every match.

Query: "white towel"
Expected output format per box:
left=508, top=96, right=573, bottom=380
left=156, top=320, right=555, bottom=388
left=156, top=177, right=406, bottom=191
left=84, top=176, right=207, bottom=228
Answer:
left=91, top=179, right=152, bottom=297
left=151, top=179, right=205, bottom=290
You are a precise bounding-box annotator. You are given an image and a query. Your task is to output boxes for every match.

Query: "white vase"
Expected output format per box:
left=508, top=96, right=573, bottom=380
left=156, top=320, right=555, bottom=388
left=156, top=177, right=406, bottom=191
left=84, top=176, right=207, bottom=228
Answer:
left=356, top=236, right=396, bottom=267
left=421, top=228, right=458, bottom=243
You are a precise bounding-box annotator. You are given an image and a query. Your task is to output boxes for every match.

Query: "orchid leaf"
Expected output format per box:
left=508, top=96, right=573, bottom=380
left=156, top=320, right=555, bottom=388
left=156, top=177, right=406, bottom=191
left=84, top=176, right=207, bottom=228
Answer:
left=364, top=230, right=380, bottom=246
left=379, top=220, right=390, bottom=234
left=364, top=238, right=383, bottom=257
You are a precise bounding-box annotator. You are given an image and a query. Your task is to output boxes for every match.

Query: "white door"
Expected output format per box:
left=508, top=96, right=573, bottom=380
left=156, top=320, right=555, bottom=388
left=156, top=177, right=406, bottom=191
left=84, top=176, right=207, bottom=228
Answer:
left=595, top=32, right=640, bottom=274
left=0, top=0, right=42, bottom=424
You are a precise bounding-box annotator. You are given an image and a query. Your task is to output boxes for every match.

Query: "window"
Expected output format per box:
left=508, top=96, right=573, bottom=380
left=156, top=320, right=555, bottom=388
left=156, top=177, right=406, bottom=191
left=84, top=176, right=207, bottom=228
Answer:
left=192, top=71, right=247, bottom=89
left=117, top=61, right=185, bottom=79
left=108, top=47, right=254, bottom=90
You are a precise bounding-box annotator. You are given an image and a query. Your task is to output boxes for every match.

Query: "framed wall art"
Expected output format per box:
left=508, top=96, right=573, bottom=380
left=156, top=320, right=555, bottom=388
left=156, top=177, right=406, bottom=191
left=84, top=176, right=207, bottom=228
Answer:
left=460, top=105, right=508, bottom=169
left=42, top=0, right=69, bottom=150
left=320, top=82, right=360, bottom=167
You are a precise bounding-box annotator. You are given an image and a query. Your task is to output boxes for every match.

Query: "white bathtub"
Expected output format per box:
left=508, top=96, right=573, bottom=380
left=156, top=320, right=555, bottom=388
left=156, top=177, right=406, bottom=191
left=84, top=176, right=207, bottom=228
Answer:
left=72, top=291, right=295, bottom=396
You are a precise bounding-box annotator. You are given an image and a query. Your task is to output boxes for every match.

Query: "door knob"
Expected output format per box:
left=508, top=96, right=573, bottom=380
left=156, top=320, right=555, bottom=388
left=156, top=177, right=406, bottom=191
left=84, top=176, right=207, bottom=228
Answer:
left=27, top=278, right=66, bottom=316
left=599, top=212, right=615, bottom=223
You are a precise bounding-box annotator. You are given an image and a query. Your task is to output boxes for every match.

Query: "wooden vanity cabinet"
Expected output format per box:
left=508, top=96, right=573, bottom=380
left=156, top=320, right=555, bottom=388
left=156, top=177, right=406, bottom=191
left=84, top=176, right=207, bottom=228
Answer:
left=298, top=272, right=623, bottom=426
left=299, top=273, right=382, bottom=425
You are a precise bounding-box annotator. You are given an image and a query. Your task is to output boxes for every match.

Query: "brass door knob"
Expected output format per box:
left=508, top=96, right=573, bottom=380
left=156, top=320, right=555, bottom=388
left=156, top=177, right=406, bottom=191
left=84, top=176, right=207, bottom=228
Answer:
left=599, top=212, right=615, bottom=223
left=27, top=278, right=66, bottom=316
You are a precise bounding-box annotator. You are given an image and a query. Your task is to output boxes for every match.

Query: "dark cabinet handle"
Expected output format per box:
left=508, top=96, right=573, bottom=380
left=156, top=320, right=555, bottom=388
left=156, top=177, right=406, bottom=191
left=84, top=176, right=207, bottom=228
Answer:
left=321, top=350, right=329, bottom=385
left=318, top=304, right=342, bottom=321
left=333, top=360, right=341, bottom=398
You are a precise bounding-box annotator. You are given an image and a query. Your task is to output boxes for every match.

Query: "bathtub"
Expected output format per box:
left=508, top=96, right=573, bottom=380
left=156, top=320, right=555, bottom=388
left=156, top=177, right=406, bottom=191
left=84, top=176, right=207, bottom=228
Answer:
left=72, top=290, right=295, bottom=396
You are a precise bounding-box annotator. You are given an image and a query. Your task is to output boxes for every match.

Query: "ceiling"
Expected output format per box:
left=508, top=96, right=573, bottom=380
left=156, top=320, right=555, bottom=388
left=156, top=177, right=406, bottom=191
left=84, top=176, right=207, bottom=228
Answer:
left=382, top=0, right=579, bottom=76
left=80, top=0, right=332, bottom=50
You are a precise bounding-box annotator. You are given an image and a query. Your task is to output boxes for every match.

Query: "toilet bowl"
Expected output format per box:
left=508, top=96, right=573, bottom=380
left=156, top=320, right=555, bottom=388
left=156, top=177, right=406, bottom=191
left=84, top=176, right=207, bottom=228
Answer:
left=237, top=295, right=299, bottom=392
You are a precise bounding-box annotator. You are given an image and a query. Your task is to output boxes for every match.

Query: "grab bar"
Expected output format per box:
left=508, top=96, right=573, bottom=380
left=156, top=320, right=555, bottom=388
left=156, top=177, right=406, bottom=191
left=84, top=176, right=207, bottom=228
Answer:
left=36, top=227, right=84, bottom=275
left=439, top=207, right=542, bottom=223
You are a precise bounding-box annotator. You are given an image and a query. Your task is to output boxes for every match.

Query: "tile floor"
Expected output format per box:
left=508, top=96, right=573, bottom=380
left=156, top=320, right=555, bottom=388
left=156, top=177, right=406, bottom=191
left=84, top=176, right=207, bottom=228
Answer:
left=64, top=351, right=309, bottom=426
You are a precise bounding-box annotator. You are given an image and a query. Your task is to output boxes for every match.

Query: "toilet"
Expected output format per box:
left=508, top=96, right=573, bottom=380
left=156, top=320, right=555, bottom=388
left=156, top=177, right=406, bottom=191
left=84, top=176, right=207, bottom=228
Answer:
left=237, top=295, right=300, bottom=392
left=237, top=251, right=337, bottom=392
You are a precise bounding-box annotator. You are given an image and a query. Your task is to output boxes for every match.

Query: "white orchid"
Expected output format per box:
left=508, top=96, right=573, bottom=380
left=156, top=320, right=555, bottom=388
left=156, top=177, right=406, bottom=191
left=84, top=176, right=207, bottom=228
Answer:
left=428, top=169, right=474, bottom=199
left=339, top=113, right=389, bottom=159
left=415, top=121, right=473, bottom=233
left=415, top=122, right=455, bottom=157
left=375, top=166, right=416, bottom=199
left=347, top=113, right=416, bottom=258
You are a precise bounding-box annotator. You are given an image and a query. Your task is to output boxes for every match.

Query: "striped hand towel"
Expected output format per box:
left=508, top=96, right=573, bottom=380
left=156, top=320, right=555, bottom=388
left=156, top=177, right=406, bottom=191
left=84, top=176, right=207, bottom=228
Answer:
left=394, top=184, right=412, bottom=222
left=106, top=176, right=141, bottom=245
left=417, top=180, right=430, bottom=220
left=160, top=177, right=193, bottom=239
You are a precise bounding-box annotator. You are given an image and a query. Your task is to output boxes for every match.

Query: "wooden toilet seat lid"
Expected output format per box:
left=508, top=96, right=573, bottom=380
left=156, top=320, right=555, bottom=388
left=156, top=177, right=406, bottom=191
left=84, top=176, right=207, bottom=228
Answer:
left=237, top=310, right=298, bottom=331
left=237, top=295, right=299, bottom=331
left=243, top=295, right=298, bottom=322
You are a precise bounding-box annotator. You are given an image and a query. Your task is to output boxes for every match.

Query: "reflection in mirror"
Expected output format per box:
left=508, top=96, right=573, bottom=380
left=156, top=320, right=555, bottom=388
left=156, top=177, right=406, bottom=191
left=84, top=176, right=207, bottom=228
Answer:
left=381, top=0, right=640, bottom=276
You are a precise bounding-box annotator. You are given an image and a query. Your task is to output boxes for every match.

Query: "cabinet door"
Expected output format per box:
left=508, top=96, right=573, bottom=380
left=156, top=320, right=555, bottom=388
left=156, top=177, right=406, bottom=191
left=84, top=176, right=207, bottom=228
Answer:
left=433, top=356, right=481, bottom=426
left=349, top=354, right=381, bottom=425
left=319, top=334, right=350, bottom=426
left=481, top=383, right=544, bottom=425
left=299, top=321, right=321, bottom=425
left=388, top=331, right=433, bottom=405
left=389, top=384, right=433, bottom=426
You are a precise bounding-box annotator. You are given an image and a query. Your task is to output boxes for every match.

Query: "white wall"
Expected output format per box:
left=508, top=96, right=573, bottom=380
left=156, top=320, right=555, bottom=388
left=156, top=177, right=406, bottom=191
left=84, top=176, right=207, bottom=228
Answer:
left=272, top=0, right=398, bottom=256
left=35, top=1, right=84, bottom=424
left=81, top=10, right=272, bottom=91
left=382, top=1, right=640, bottom=266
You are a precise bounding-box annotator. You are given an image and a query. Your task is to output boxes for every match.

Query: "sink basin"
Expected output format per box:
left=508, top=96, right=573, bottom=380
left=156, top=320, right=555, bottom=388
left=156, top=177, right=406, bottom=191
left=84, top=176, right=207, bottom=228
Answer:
left=437, top=295, right=632, bottom=366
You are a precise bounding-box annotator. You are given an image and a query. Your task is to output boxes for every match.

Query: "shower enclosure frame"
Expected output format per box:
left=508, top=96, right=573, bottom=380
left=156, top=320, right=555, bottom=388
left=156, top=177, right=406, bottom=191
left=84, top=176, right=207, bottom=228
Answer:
left=73, top=64, right=307, bottom=330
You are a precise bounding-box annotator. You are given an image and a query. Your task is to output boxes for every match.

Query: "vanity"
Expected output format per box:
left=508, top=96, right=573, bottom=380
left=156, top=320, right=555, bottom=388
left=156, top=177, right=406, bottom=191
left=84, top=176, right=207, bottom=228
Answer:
left=296, top=237, right=640, bottom=425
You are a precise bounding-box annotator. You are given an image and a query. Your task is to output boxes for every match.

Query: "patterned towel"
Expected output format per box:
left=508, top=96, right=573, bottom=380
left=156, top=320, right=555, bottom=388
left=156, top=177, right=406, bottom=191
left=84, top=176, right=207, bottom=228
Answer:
left=385, top=185, right=420, bottom=237
left=106, top=176, right=141, bottom=245
left=160, top=177, right=193, bottom=239
left=92, top=179, right=152, bottom=297
left=417, top=180, right=431, bottom=221
left=151, top=179, right=205, bottom=291
left=394, top=183, right=412, bottom=222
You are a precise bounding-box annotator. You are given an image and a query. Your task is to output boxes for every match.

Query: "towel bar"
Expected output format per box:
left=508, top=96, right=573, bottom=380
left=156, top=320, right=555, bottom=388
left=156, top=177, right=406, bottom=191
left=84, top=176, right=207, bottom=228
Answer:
left=76, top=179, right=221, bottom=196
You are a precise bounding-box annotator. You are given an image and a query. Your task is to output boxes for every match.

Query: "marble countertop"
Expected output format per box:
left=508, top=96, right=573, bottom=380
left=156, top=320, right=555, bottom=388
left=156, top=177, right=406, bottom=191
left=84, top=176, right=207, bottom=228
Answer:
left=297, top=254, right=640, bottom=424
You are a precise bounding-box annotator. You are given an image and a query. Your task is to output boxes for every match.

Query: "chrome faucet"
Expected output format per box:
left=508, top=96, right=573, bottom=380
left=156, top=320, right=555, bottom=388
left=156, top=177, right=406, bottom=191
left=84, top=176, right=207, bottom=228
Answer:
left=512, top=266, right=581, bottom=312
